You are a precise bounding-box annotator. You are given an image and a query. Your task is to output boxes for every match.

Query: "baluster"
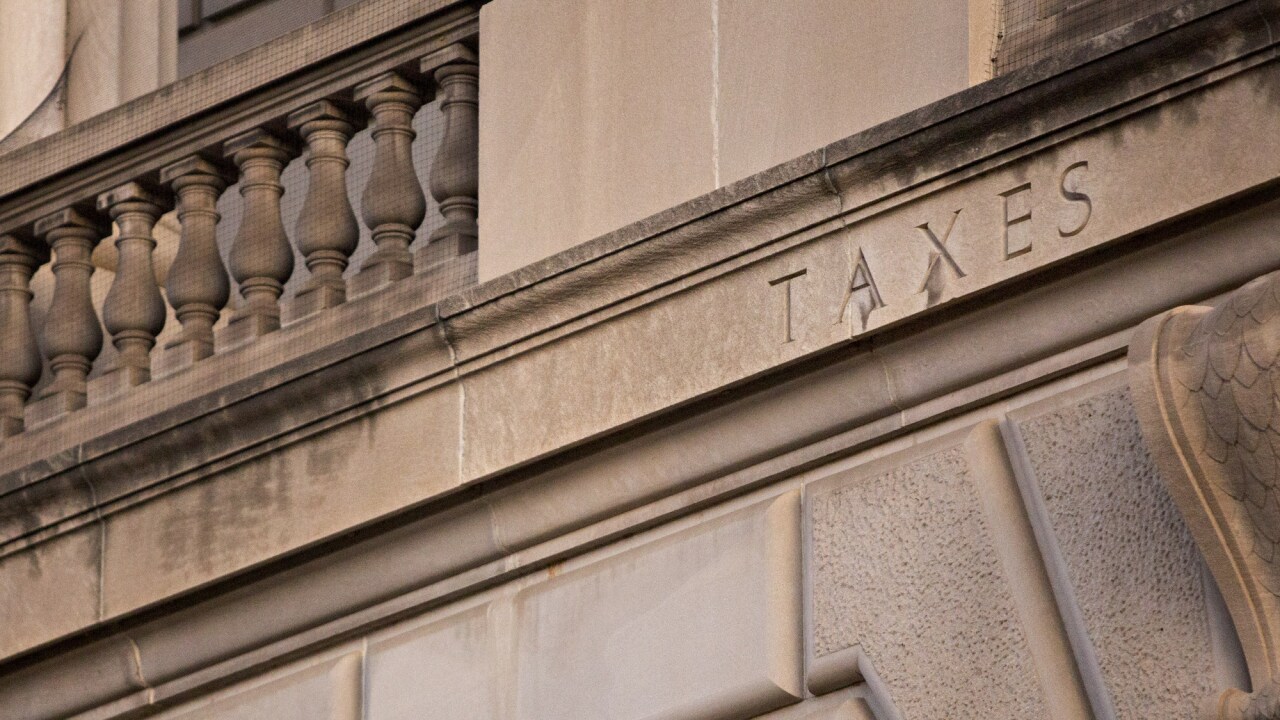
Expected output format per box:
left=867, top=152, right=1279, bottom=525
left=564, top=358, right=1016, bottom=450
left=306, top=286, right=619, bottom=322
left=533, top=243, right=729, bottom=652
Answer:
left=160, top=155, right=234, bottom=365
left=32, top=208, right=109, bottom=416
left=353, top=71, right=426, bottom=292
left=224, top=128, right=297, bottom=340
left=97, top=182, right=169, bottom=389
left=422, top=45, right=479, bottom=267
left=288, top=99, right=359, bottom=316
left=0, top=233, right=48, bottom=437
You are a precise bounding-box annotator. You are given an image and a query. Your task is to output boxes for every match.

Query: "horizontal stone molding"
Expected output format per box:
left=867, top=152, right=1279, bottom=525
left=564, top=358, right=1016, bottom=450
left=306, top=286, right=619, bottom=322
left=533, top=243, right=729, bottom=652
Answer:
left=2, top=1, right=1280, bottom=717
left=3, top=0, right=1273, bottom=520
left=3, top=188, right=1279, bottom=720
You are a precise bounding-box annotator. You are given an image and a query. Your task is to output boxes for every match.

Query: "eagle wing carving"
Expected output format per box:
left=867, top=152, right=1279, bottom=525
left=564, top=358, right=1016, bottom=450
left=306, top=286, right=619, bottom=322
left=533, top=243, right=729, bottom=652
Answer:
left=1130, top=271, right=1280, bottom=719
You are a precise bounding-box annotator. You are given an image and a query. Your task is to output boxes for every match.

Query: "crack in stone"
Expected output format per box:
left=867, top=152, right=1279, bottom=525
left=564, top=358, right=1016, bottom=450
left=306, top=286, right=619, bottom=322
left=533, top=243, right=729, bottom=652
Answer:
left=436, top=305, right=466, bottom=488
left=1256, top=0, right=1276, bottom=46
left=125, top=635, right=152, bottom=693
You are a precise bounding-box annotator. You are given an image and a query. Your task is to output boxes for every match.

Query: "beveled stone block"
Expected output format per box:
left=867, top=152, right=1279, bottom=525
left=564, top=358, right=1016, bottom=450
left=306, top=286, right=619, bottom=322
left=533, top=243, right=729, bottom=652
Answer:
left=808, top=436, right=1050, bottom=718
left=215, top=308, right=279, bottom=348
left=151, top=336, right=210, bottom=379
left=1011, top=378, right=1220, bottom=719
left=348, top=257, right=413, bottom=298
left=283, top=282, right=345, bottom=324
left=513, top=492, right=803, bottom=720
left=156, top=649, right=361, bottom=720
left=415, top=233, right=475, bottom=272
left=418, top=42, right=477, bottom=74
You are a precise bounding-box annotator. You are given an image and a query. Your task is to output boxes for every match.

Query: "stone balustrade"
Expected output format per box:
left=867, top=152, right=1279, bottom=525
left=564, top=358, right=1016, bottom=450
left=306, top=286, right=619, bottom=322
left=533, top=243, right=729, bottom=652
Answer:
left=0, top=41, right=480, bottom=439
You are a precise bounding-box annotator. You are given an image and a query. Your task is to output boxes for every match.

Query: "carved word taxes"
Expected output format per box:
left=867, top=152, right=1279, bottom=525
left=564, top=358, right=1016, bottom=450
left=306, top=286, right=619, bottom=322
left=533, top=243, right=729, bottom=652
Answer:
left=770, top=159, right=1093, bottom=344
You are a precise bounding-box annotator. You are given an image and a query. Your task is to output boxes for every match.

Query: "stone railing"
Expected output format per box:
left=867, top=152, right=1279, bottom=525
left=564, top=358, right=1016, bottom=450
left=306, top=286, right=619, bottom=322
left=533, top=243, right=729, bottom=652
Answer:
left=0, top=6, right=479, bottom=440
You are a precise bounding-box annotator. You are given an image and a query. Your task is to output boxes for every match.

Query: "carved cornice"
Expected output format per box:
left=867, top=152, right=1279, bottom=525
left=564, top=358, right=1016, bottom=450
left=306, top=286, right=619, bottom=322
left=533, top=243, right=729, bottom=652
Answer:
left=1130, top=270, right=1280, bottom=719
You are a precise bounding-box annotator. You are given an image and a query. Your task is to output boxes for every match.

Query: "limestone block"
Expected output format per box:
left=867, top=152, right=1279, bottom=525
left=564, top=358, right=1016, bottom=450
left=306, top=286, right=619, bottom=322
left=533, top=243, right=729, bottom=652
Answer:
left=100, top=382, right=460, bottom=617
left=477, top=0, right=716, bottom=281
left=717, top=0, right=967, bottom=187
left=749, top=688, right=877, bottom=720
left=0, top=0, right=64, bottom=140
left=1012, top=380, right=1218, bottom=719
left=0, top=525, right=100, bottom=657
left=460, top=226, right=852, bottom=481
left=156, top=649, right=360, bottom=720
left=366, top=606, right=497, bottom=720
left=809, top=437, right=1050, bottom=718
left=514, top=492, right=803, bottom=720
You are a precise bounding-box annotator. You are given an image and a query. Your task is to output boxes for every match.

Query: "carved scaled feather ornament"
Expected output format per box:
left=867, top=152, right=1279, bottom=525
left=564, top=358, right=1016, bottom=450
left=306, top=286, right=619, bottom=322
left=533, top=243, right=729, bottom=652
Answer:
left=1130, top=270, right=1280, bottom=720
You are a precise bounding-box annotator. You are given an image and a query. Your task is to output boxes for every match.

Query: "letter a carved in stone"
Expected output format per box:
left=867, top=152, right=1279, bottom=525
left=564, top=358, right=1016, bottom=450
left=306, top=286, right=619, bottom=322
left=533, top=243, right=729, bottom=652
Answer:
left=1129, top=269, right=1280, bottom=719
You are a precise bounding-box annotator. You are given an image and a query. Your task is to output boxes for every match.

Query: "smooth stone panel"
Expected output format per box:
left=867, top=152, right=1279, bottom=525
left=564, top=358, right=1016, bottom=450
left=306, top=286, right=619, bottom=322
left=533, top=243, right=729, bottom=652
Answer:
left=0, top=524, right=100, bottom=657
left=101, top=383, right=461, bottom=617
left=514, top=492, right=803, bottom=720
left=809, top=437, right=1051, bottom=718
left=156, top=649, right=361, bottom=720
left=366, top=606, right=497, bottom=720
left=717, top=0, right=967, bottom=187
left=477, top=0, right=716, bottom=281
left=1013, top=381, right=1218, bottom=719
left=0, top=0, right=64, bottom=141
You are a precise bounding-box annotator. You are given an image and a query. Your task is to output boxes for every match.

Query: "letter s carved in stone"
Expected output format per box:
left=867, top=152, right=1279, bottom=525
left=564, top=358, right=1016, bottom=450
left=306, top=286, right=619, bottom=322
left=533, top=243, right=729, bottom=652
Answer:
left=1129, top=270, right=1280, bottom=719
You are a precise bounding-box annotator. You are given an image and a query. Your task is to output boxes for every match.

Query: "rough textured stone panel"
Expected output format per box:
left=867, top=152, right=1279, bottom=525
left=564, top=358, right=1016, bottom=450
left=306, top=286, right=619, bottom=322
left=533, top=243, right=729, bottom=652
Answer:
left=157, top=650, right=360, bottom=720
left=1016, top=384, right=1217, bottom=720
left=514, top=493, right=802, bottom=720
left=367, top=606, right=496, bottom=720
left=810, top=442, right=1049, bottom=718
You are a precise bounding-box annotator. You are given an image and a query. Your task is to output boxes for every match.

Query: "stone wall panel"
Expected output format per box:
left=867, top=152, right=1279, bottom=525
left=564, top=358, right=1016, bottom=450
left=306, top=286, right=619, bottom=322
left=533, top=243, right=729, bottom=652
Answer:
left=366, top=606, right=497, bottom=720
left=1012, top=380, right=1219, bottom=719
left=0, top=524, right=100, bottom=658
left=156, top=649, right=360, bottom=720
left=808, top=436, right=1050, bottom=718
left=513, top=492, right=803, bottom=720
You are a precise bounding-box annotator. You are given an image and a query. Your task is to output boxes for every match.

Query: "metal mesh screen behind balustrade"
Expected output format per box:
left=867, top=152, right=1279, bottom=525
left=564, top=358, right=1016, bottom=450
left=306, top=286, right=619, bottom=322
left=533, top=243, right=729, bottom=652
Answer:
left=214, top=96, right=451, bottom=315
left=992, top=0, right=1187, bottom=75
left=17, top=0, right=478, bottom=404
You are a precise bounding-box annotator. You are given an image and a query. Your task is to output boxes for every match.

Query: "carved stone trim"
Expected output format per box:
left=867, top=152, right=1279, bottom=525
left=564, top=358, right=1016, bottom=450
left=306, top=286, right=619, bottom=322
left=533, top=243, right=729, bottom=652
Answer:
left=1129, top=269, right=1280, bottom=718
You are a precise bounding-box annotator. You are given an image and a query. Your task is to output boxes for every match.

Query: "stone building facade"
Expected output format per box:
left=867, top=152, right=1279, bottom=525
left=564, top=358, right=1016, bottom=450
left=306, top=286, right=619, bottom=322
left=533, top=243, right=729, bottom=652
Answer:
left=1, top=1, right=1279, bottom=719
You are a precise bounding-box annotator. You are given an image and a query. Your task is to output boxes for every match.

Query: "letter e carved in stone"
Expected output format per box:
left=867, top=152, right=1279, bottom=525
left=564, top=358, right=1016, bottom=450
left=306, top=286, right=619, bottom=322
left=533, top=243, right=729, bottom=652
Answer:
left=999, top=182, right=1033, bottom=259
left=1129, top=267, right=1280, bottom=718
